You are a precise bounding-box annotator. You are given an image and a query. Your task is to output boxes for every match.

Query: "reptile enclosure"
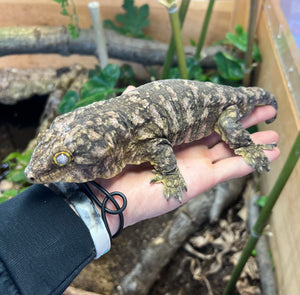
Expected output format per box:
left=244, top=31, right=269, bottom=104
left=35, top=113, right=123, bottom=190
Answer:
left=0, top=0, right=299, bottom=294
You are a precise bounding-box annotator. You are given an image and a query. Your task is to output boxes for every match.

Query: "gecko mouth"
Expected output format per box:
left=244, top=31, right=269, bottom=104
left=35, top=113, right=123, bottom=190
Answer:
left=25, top=166, right=59, bottom=184
left=24, top=166, right=37, bottom=183
left=28, top=176, right=36, bottom=183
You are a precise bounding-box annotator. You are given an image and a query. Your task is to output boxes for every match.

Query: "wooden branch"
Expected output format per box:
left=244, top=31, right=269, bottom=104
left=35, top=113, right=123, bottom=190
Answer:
left=118, top=177, right=246, bottom=295
left=0, top=64, right=86, bottom=104
left=0, top=26, right=223, bottom=67
left=209, top=177, right=247, bottom=222
left=63, top=286, right=103, bottom=295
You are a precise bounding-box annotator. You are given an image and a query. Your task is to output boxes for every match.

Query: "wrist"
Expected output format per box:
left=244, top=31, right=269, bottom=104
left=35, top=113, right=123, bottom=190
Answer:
left=81, top=181, right=127, bottom=239
left=100, top=194, right=127, bottom=237
left=49, top=182, right=111, bottom=259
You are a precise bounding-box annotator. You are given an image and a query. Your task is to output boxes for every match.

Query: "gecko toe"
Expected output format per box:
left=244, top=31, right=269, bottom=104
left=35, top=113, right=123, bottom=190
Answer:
left=150, top=168, right=187, bottom=202
left=234, top=144, right=273, bottom=173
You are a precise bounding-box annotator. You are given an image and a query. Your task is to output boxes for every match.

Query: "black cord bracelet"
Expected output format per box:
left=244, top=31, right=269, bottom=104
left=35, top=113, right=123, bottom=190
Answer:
left=80, top=181, right=127, bottom=239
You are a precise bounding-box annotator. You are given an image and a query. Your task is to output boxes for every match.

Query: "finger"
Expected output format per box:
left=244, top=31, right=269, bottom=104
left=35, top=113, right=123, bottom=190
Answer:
left=240, top=105, right=277, bottom=129
left=213, top=130, right=280, bottom=184
left=214, top=146, right=280, bottom=184
left=209, top=130, right=279, bottom=163
left=123, top=85, right=136, bottom=94
left=209, top=141, right=234, bottom=162
left=198, top=132, right=221, bottom=148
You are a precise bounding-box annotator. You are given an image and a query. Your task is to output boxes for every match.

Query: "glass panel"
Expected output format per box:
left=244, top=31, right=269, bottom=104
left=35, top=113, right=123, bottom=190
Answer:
left=280, top=0, right=300, bottom=51
left=264, top=0, right=300, bottom=118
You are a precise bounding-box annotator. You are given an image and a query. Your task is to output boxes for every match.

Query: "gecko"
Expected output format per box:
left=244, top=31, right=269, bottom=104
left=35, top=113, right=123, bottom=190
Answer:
left=25, top=79, right=277, bottom=201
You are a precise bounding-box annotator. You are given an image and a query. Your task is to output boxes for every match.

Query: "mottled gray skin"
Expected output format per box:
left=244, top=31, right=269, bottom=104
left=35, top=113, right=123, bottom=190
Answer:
left=25, top=80, right=277, bottom=201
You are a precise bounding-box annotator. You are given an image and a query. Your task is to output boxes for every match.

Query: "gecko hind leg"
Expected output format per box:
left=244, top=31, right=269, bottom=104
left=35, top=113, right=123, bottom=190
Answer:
left=215, top=105, right=276, bottom=173
left=234, top=143, right=276, bottom=173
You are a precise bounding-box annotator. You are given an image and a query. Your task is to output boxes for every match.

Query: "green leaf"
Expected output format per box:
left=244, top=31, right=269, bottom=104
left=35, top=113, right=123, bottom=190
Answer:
left=58, top=90, right=80, bottom=114
left=1, top=186, right=30, bottom=201
left=186, top=58, right=207, bottom=81
left=0, top=196, right=10, bottom=203
left=1, top=150, right=32, bottom=195
left=53, top=0, right=68, bottom=4
left=120, top=64, right=137, bottom=86
left=88, top=65, right=102, bottom=78
left=225, top=25, right=262, bottom=62
left=99, top=64, right=121, bottom=88
left=103, top=19, right=119, bottom=31
left=19, top=187, right=29, bottom=193
left=208, top=73, right=223, bottom=85
left=3, top=152, right=23, bottom=163
left=61, top=7, right=69, bottom=16
left=72, top=88, right=125, bottom=110
left=17, top=150, right=33, bottom=164
left=208, top=73, right=241, bottom=87
left=104, top=0, right=151, bottom=39
left=3, top=150, right=32, bottom=166
left=247, top=125, right=258, bottom=134
left=52, top=0, right=80, bottom=39
left=168, top=67, right=181, bottom=79
left=68, top=23, right=80, bottom=39
left=214, top=52, right=244, bottom=81
left=225, top=25, right=248, bottom=52
left=253, top=44, right=262, bottom=62
left=72, top=93, right=106, bottom=109
left=59, top=64, right=121, bottom=112
left=81, top=64, right=120, bottom=99
left=190, top=38, right=197, bottom=47
left=80, top=79, right=106, bottom=99
left=235, top=24, right=244, bottom=35
left=225, top=34, right=246, bottom=52
left=6, top=169, right=27, bottom=183
left=1, top=189, right=19, bottom=199
left=256, top=195, right=268, bottom=208
left=168, top=58, right=207, bottom=81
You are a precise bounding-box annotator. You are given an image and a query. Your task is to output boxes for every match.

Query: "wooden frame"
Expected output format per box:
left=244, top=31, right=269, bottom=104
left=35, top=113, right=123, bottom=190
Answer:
left=0, top=1, right=299, bottom=294
left=254, top=1, right=300, bottom=294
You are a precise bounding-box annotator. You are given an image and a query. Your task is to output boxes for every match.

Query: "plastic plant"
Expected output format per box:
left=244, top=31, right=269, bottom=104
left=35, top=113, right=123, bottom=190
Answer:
left=194, top=0, right=215, bottom=60
left=243, top=0, right=259, bottom=86
left=223, top=131, right=300, bottom=295
left=53, top=0, right=80, bottom=39
left=104, top=0, right=151, bottom=39
left=88, top=2, right=108, bottom=69
left=167, top=57, right=208, bottom=81
left=211, top=25, right=262, bottom=85
left=161, top=0, right=191, bottom=79
left=1, top=150, right=33, bottom=200
left=159, top=0, right=188, bottom=79
left=58, top=64, right=125, bottom=114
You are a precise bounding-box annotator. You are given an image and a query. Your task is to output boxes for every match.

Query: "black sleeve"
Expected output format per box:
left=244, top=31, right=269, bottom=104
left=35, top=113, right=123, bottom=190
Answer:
left=0, top=184, right=96, bottom=295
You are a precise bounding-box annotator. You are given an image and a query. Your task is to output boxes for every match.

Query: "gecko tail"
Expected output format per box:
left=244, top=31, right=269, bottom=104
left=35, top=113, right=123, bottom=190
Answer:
left=252, top=87, right=278, bottom=124
left=264, top=92, right=278, bottom=124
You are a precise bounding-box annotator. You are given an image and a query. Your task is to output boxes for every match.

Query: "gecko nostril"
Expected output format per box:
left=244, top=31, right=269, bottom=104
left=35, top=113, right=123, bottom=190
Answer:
left=29, top=177, right=35, bottom=182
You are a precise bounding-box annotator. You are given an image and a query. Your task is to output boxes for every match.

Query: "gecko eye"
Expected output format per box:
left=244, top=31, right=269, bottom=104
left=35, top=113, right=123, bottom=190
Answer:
left=53, top=151, right=72, bottom=166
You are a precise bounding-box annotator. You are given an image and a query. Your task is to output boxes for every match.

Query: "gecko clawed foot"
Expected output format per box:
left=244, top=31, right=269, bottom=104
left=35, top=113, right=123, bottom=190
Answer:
left=150, top=168, right=187, bottom=202
left=234, top=143, right=276, bottom=173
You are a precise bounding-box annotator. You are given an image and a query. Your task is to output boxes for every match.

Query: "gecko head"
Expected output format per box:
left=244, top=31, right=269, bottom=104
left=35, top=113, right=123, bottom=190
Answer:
left=25, top=113, right=113, bottom=184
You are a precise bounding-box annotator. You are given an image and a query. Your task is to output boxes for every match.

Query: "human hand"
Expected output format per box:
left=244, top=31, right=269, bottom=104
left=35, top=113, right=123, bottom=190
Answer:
left=91, top=86, right=280, bottom=235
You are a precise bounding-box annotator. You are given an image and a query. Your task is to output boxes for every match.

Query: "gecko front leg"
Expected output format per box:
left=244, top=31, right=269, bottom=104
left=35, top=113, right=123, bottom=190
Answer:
left=145, top=138, right=187, bottom=202
left=214, top=105, right=276, bottom=173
